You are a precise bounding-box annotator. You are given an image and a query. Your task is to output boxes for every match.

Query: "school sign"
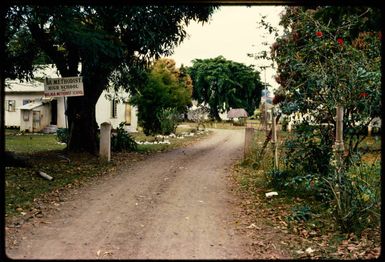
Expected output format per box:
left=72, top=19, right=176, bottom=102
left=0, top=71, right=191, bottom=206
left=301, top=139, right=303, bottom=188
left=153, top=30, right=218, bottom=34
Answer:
left=44, top=76, right=84, bottom=97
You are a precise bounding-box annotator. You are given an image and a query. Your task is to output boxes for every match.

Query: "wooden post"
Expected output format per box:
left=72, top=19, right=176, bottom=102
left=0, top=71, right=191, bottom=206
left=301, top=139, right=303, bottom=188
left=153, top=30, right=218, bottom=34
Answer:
left=287, top=121, right=292, bottom=132
left=368, top=124, right=372, bottom=137
left=244, top=127, right=255, bottom=158
left=100, top=122, right=111, bottom=162
left=335, top=106, right=344, bottom=152
left=271, top=107, right=278, bottom=169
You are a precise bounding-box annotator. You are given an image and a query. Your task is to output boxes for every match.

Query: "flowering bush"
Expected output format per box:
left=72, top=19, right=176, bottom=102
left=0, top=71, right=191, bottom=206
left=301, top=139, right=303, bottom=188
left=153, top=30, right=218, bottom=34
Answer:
left=262, top=6, right=381, bottom=233
left=271, top=6, right=381, bottom=162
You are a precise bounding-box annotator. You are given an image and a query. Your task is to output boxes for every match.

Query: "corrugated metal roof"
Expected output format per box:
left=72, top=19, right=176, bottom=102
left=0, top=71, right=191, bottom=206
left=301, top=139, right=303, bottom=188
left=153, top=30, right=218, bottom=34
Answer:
left=18, top=101, right=44, bottom=110
left=5, top=79, right=44, bottom=93
left=227, top=108, right=248, bottom=118
left=5, top=64, right=63, bottom=93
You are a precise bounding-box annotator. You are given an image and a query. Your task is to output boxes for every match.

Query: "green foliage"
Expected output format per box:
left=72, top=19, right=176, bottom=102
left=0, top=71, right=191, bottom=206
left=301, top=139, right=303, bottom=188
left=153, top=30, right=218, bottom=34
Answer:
left=324, top=158, right=381, bottom=233
left=5, top=6, right=216, bottom=153
left=265, top=7, right=381, bottom=233
left=56, top=128, right=69, bottom=144
left=6, top=134, right=66, bottom=153
left=131, top=58, right=192, bottom=135
left=188, top=56, right=264, bottom=120
left=283, top=122, right=333, bottom=177
left=111, top=122, right=137, bottom=152
left=271, top=7, right=381, bottom=159
left=288, top=204, right=312, bottom=222
left=157, top=108, right=180, bottom=135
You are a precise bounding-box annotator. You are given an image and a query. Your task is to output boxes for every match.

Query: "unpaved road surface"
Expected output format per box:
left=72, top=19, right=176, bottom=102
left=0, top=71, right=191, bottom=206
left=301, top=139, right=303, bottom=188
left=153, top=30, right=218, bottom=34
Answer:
left=6, top=129, right=254, bottom=259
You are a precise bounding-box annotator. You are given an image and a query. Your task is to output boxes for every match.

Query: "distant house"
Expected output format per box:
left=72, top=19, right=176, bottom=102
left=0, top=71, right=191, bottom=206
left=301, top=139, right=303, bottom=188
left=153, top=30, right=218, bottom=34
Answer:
left=5, top=65, right=138, bottom=133
left=227, top=108, right=248, bottom=119
left=227, top=108, right=248, bottom=125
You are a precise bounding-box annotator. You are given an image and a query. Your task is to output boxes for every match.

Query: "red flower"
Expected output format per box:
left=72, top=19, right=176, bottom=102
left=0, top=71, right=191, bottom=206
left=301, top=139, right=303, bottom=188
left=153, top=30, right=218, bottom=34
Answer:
left=315, top=31, right=323, bottom=38
left=337, top=38, right=344, bottom=46
left=379, top=31, right=382, bottom=40
left=359, top=92, right=369, bottom=98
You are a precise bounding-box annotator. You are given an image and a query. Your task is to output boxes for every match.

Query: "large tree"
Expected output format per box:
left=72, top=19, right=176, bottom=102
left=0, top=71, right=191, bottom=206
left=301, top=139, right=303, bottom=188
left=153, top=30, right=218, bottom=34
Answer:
left=188, top=56, right=263, bottom=121
left=4, top=5, right=216, bottom=154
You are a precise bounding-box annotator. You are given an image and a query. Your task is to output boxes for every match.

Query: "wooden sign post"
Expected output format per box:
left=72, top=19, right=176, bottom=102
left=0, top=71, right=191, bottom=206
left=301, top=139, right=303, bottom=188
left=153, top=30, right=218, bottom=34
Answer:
left=100, top=122, right=112, bottom=162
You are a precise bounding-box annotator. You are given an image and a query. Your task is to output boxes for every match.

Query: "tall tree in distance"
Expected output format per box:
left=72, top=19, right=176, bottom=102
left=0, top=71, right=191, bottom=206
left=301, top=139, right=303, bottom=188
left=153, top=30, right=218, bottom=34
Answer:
left=5, top=5, right=217, bottom=154
left=188, top=56, right=263, bottom=121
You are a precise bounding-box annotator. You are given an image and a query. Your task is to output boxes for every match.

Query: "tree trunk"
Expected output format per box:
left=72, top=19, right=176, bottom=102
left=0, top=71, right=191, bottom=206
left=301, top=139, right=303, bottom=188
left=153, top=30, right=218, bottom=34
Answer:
left=66, top=69, right=108, bottom=154
left=210, top=107, right=222, bottom=122
left=66, top=96, right=99, bottom=154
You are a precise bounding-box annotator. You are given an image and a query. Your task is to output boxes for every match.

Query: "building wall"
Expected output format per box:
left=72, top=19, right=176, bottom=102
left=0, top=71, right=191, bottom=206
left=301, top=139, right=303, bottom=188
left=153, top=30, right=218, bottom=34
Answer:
left=38, top=104, right=52, bottom=132
left=19, top=104, right=51, bottom=132
left=95, top=90, right=138, bottom=132
left=20, top=110, right=33, bottom=132
left=5, top=93, right=42, bottom=127
left=6, top=90, right=137, bottom=132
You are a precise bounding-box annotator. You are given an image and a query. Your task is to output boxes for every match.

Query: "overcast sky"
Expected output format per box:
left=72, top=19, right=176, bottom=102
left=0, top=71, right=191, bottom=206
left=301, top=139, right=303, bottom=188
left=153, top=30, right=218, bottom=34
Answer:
left=166, top=5, right=285, bottom=93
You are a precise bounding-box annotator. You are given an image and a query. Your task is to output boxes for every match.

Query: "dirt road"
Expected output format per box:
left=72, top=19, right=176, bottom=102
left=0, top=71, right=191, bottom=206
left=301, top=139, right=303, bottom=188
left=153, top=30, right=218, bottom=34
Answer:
left=6, top=129, right=254, bottom=259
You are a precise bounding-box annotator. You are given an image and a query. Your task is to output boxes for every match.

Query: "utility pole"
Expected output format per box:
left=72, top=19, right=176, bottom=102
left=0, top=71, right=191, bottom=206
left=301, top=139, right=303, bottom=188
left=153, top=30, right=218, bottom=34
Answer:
left=259, top=65, right=269, bottom=135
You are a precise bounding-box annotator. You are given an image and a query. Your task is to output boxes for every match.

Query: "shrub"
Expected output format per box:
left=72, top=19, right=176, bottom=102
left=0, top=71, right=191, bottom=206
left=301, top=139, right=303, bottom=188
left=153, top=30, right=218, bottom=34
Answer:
left=111, top=122, right=137, bottom=152
left=324, top=157, right=381, bottom=233
left=157, top=108, right=180, bottom=135
left=56, top=128, right=69, bottom=144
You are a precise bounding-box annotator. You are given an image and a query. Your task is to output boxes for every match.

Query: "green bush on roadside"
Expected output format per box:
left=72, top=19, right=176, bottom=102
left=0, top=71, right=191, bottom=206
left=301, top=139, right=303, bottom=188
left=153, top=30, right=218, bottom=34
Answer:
left=157, top=108, right=180, bottom=135
left=111, top=122, right=137, bottom=152
left=324, top=160, right=381, bottom=233
left=56, top=128, right=69, bottom=144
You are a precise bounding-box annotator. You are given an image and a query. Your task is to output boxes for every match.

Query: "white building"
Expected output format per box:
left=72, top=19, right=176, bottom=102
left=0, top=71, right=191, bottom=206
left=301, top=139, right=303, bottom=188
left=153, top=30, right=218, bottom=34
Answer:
left=5, top=65, right=138, bottom=133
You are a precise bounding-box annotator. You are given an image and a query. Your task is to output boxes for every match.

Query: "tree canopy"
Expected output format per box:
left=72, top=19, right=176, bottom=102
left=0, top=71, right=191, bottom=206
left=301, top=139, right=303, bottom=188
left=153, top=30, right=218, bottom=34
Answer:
left=130, top=58, right=192, bottom=135
left=4, top=5, right=217, bottom=153
left=188, top=56, right=263, bottom=121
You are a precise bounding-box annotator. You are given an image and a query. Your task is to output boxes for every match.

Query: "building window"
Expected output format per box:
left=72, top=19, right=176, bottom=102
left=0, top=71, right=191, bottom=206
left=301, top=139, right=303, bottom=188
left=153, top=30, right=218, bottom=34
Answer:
left=111, top=99, right=118, bottom=118
left=6, top=100, right=16, bottom=112
left=23, top=99, right=32, bottom=105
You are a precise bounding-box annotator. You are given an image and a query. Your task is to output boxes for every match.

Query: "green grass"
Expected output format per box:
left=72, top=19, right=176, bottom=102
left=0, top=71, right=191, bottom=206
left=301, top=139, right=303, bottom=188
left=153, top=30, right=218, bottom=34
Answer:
left=5, top=151, right=113, bottom=216
left=5, top=133, right=66, bottom=153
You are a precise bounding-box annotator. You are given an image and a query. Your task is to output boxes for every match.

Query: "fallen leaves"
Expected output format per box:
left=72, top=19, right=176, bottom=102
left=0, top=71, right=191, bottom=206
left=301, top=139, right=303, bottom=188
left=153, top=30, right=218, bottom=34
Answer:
left=230, top=160, right=381, bottom=260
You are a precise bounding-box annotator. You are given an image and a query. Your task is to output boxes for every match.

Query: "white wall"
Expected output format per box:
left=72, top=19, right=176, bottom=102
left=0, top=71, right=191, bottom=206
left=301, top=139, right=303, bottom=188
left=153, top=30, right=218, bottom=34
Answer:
left=19, top=104, right=51, bottom=132
left=5, top=93, right=42, bottom=127
left=96, top=90, right=138, bottom=132
left=6, top=90, right=138, bottom=132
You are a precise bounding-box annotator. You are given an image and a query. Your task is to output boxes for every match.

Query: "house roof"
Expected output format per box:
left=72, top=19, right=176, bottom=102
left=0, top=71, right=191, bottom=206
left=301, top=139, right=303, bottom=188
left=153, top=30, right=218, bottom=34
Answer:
left=5, top=79, right=44, bottom=93
left=18, top=101, right=44, bottom=110
left=227, top=108, right=248, bottom=118
left=5, top=64, right=62, bottom=93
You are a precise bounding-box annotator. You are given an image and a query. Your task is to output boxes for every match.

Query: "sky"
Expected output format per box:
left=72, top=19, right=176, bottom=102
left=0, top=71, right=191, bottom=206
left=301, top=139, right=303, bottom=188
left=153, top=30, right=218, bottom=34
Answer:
left=166, top=5, right=285, bottom=93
